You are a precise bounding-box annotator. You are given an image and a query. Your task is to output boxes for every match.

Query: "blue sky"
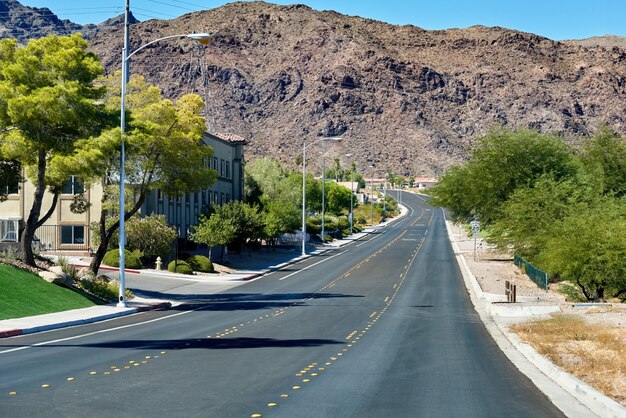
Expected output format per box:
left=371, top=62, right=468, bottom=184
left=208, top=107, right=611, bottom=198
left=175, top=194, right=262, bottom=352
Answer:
left=19, top=0, right=626, bottom=40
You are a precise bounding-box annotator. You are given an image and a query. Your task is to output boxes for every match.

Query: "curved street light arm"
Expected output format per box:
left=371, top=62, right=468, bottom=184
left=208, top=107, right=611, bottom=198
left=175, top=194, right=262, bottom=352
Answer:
left=126, top=33, right=212, bottom=61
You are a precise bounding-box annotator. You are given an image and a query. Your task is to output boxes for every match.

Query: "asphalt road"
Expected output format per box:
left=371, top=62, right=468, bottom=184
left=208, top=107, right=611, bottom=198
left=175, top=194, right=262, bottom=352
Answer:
left=0, top=192, right=565, bottom=417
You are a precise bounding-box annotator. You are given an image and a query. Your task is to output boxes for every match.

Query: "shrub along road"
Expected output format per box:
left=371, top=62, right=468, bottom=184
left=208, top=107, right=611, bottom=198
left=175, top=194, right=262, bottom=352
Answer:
left=0, top=192, right=565, bottom=417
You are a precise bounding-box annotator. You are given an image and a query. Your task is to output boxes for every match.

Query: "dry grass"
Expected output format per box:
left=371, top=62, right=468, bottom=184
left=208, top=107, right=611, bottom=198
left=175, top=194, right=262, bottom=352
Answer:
left=511, top=315, right=626, bottom=406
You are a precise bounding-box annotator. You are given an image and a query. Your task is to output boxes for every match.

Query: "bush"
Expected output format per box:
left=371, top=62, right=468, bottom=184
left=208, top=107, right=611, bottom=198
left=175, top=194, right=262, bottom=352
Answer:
left=102, top=249, right=143, bottom=269
left=186, top=255, right=214, bottom=273
left=78, top=277, right=133, bottom=303
left=167, top=260, right=193, bottom=275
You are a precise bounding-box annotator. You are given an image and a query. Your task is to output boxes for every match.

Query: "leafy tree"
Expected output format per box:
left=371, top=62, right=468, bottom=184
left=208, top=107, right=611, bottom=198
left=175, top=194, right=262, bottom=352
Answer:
left=190, top=212, right=236, bottom=260
left=538, top=198, right=626, bottom=302
left=245, top=158, right=291, bottom=204
left=85, top=74, right=216, bottom=275
left=0, top=34, right=105, bottom=266
left=431, top=129, right=577, bottom=225
left=581, top=126, right=626, bottom=196
left=489, top=173, right=600, bottom=259
left=262, top=197, right=300, bottom=247
left=324, top=181, right=352, bottom=215
left=125, top=215, right=177, bottom=264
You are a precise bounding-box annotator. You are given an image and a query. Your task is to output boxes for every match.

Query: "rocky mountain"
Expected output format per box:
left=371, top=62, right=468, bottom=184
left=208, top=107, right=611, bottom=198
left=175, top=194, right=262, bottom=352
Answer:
left=0, top=0, right=138, bottom=43
left=567, top=35, right=626, bottom=49
left=5, top=1, right=626, bottom=176
left=0, top=0, right=85, bottom=42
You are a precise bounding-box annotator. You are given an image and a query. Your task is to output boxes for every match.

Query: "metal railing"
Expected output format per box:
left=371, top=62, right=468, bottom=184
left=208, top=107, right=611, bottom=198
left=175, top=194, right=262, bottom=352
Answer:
left=32, top=225, right=91, bottom=252
left=514, top=255, right=549, bottom=291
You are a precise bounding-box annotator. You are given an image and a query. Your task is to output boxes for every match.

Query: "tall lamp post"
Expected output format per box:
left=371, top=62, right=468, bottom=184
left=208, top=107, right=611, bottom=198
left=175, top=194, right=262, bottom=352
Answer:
left=302, top=136, right=342, bottom=256
left=117, top=0, right=211, bottom=307
left=345, top=153, right=354, bottom=235
left=369, top=164, right=374, bottom=226
left=321, top=157, right=325, bottom=242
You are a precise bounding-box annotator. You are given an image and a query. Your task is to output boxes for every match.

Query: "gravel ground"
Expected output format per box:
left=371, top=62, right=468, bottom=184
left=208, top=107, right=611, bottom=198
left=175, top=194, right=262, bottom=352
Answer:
left=448, top=223, right=626, bottom=329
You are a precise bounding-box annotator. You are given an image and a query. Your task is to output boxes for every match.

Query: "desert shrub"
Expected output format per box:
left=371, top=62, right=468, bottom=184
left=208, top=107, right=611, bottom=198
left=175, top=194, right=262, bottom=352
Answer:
left=102, top=249, right=143, bottom=269
left=186, top=255, right=214, bottom=273
left=57, top=255, right=78, bottom=280
left=91, top=215, right=177, bottom=263
left=167, top=260, right=193, bottom=275
left=78, top=277, right=132, bottom=302
left=125, top=215, right=177, bottom=263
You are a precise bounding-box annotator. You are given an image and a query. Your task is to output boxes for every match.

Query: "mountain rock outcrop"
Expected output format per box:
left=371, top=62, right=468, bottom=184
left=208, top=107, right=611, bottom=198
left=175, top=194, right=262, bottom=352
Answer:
left=4, top=1, right=626, bottom=176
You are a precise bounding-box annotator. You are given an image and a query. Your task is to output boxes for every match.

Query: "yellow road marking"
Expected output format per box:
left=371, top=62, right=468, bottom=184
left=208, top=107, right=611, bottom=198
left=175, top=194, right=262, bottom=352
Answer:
left=67, top=378, right=75, bottom=381
left=42, top=384, right=50, bottom=388
left=9, top=391, right=16, bottom=395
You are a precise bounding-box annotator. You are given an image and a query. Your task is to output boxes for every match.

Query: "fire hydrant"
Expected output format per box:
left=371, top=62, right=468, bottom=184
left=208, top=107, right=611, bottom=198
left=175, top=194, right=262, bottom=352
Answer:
left=155, top=256, right=162, bottom=271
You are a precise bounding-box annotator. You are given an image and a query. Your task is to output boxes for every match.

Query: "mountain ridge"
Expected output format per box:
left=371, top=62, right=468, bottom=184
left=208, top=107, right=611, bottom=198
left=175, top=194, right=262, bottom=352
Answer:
left=3, top=1, right=626, bottom=176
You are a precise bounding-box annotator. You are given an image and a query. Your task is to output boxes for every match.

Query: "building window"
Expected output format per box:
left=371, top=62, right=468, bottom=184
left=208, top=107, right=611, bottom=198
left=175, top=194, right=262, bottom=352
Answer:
left=61, top=225, right=84, bottom=244
left=221, top=192, right=224, bottom=204
left=157, top=189, right=163, bottom=201
left=213, top=157, right=218, bottom=171
left=220, top=159, right=225, bottom=177
left=62, top=176, right=84, bottom=195
left=0, top=160, right=20, bottom=195
left=0, top=219, right=19, bottom=242
left=226, top=161, right=230, bottom=179
left=213, top=191, right=218, bottom=204
left=226, top=194, right=230, bottom=203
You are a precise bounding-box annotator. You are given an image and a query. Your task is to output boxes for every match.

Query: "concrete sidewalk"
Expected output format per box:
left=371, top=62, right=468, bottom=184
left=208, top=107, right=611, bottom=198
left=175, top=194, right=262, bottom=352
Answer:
left=445, top=219, right=626, bottom=418
left=0, top=206, right=407, bottom=339
left=0, top=297, right=172, bottom=338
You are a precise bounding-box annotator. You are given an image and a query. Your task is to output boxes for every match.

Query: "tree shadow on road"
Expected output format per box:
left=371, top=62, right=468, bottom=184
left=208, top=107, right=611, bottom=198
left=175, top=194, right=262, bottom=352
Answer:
left=133, top=291, right=362, bottom=312
left=38, top=337, right=344, bottom=351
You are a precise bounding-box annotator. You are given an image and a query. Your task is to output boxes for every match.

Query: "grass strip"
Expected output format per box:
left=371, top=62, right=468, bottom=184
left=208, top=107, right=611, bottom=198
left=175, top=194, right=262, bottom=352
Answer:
left=0, top=264, right=95, bottom=320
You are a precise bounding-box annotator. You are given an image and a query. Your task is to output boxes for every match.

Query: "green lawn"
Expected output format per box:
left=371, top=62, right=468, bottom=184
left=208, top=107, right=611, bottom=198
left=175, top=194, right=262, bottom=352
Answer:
left=0, top=264, right=96, bottom=320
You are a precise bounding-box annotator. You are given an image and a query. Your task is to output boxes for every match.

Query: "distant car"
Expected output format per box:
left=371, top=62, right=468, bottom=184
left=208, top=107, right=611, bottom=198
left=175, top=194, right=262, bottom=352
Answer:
left=1, top=231, right=18, bottom=242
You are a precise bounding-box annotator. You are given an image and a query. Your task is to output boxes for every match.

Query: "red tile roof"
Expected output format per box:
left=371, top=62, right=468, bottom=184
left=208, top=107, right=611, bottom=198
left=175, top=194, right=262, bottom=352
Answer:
left=212, top=132, right=248, bottom=144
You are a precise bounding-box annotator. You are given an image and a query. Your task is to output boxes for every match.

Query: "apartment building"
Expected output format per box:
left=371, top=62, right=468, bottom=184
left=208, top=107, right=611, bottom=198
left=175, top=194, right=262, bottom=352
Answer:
left=141, top=132, right=247, bottom=239
left=0, top=131, right=246, bottom=253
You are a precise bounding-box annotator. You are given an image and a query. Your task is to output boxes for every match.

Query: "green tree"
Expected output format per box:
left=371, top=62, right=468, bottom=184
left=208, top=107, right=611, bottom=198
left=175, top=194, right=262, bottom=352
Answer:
left=125, top=215, right=177, bottom=264
left=85, top=74, right=216, bottom=275
left=0, top=34, right=105, bottom=266
left=489, top=172, right=599, bottom=259
left=431, top=129, right=577, bottom=225
left=581, top=126, right=626, bottom=196
left=245, top=158, right=301, bottom=244
left=262, top=198, right=300, bottom=247
left=538, top=198, right=626, bottom=302
left=191, top=212, right=236, bottom=260
left=325, top=181, right=352, bottom=215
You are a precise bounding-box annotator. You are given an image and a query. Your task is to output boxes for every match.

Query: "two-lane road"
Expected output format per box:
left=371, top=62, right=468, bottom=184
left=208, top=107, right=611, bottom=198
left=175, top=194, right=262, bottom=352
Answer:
left=0, top=192, right=564, bottom=417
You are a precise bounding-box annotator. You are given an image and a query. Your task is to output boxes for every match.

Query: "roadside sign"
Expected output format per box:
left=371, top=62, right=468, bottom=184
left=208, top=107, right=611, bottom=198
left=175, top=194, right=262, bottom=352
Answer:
left=470, top=221, right=480, bottom=234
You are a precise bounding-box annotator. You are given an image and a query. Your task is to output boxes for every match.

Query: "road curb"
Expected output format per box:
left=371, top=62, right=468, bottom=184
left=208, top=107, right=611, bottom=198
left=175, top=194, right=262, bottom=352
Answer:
left=444, top=220, right=625, bottom=417
left=0, top=301, right=172, bottom=339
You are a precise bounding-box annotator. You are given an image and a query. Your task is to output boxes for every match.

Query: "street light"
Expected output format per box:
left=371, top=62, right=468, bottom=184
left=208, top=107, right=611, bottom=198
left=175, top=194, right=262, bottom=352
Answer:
left=345, top=153, right=354, bottom=235
left=369, top=164, right=374, bottom=226
left=117, top=0, right=211, bottom=307
left=321, top=157, right=325, bottom=242
left=302, top=136, right=342, bottom=256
